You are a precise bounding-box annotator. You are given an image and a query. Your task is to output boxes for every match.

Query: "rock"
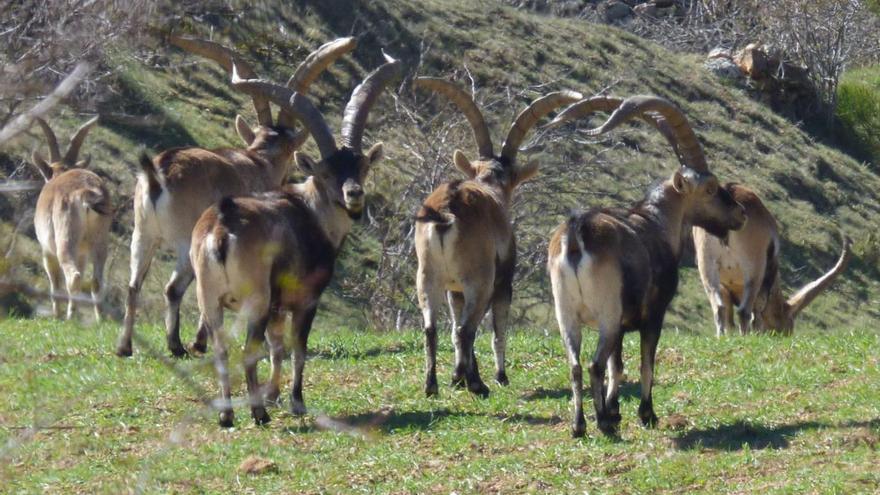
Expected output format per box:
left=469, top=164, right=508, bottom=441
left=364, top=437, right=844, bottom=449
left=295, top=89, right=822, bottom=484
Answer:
left=238, top=456, right=277, bottom=475
left=705, top=57, right=744, bottom=81
left=708, top=47, right=733, bottom=60
left=734, top=43, right=771, bottom=79
left=601, top=1, right=633, bottom=22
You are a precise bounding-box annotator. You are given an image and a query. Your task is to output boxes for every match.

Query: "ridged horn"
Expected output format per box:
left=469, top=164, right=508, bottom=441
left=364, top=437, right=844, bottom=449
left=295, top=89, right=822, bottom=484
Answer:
left=340, top=52, right=402, bottom=152
left=34, top=118, right=61, bottom=163
left=786, top=233, right=852, bottom=319
left=63, top=116, right=99, bottom=165
left=500, top=90, right=583, bottom=163
left=232, top=66, right=337, bottom=159
left=583, top=95, right=708, bottom=172
left=277, top=37, right=357, bottom=129
left=414, top=77, right=494, bottom=159
left=168, top=35, right=273, bottom=126
left=547, top=96, right=685, bottom=161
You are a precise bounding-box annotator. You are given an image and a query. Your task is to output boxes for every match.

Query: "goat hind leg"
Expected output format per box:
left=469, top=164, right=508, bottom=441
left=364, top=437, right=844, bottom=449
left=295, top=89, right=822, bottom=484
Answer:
left=42, top=254, right=64, bottom=319
left=589, top=325, right=619, bottom=434
left=264, top=313, right=286, bottom=406
left=118, top=227, right=158, bottom=357
left=605, top=335, right=624, bottom=426
left=244, top=308, right=271, bottom=425
left=164, top=248, right=195, bottom=357
left=290, top=304, right=317, bottom=416
left=638, top=327, right=661, bottom=428
left=417, top=269, right=444, bottom=396
left=490, top=288, right=511, bottom=386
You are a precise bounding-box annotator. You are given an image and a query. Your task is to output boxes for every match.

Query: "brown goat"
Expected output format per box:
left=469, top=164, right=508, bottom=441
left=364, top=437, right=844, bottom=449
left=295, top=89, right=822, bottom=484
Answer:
left=546, top=96, right=746, bottom=437
left=190, top=55, right=399, bottom=427
left=693, top=184, right=851, bottom=336
left=116, top=36, right=355, bottom=357
left=31, top=116, right=111, bottom=321
left=414, top=78, right=582, bottom=397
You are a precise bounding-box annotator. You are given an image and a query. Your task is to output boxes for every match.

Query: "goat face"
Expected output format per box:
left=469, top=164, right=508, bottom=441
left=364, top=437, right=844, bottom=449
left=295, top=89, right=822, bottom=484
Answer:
left=452, top=150, right=539, bottom=197
left=295, top=143, right=384, bottom=219
left=675, top=168, right=746, bottom=238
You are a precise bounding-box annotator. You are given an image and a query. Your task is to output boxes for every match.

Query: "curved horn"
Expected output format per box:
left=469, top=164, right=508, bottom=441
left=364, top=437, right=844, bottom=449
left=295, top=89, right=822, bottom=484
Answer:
left=34, top=118, right=61, bottom=163
left=63, top=116, right=98, bottom=165
left=340, top=52, right=402, bottom=152
left=583, top=95, right=708, bottom=172
left=786, top=233, right=852, bottom=319
left=548, top=96, right=686, bottom=161
left=414, top=77, right=494, bottom=159
left=232, top=66, right=337, bottom=158
left=277, top=37, right=357, bottom=129
left=168, top=35, right=273, bottom=126
left=500, top=90, right=583, bottom=163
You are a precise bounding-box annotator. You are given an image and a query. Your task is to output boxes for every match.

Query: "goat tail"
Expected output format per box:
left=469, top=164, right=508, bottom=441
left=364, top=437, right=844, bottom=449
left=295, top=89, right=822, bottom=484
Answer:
left=78, top=187, right=111, bottom=216
left=137, top=152, right=163, bottom=203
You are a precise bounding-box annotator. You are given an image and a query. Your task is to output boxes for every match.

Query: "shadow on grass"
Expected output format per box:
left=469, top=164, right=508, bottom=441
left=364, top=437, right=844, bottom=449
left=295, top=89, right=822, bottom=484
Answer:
left=672, top=418, right=880, bottom=451
left=521, top=381, right=641, bottom=401
left=284, top=407, right=564, bottom=435
left=309, top=341, right=419, bottom=360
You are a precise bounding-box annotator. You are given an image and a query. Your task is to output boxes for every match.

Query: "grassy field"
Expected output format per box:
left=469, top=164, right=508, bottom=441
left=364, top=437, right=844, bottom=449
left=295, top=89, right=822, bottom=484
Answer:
left=1, top=317, right=878, bottom=493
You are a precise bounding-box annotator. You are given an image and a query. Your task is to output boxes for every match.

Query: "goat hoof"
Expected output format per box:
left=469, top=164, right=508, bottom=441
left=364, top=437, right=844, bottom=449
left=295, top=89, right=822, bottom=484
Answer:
left=571, top=417, right=586, bottom=438
left=189, top=340, right=208, bottom=355
left=468, top=381, right=490, bottom=398
left=263, top=386, right=281, bottom=406
left=495, top=371, right=509, bottom=386
left=290, top=400, right=307, bottom=416
left=425, top=380, right=439, bottom=397
left=115, top=345, right=132, bottom=358
left=168, top=344, right=188, bottom=358
left=218, top=411, right=234, bottom=428
left=252, top=407, right=271, bottom=426
left=640, top=412, right=658, bottom=429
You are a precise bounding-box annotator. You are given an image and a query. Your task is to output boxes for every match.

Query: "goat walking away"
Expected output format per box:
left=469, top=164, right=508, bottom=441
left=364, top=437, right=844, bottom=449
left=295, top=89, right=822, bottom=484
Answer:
left=546, top=95, right=746, bottom=437
left=31, top=116, right=111, bottom=321
left=190, top=55, right=399, bottom=427
left=117, top=36, right=355, bottom=358
left=694, top=183, right=851, bottom=336
left=414, top=77, right=582, bottom=398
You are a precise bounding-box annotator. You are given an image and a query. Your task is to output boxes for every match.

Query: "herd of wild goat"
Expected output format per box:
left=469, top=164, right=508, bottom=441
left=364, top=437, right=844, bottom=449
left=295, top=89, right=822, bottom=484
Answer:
left=28, top=36, right=851, bottom=437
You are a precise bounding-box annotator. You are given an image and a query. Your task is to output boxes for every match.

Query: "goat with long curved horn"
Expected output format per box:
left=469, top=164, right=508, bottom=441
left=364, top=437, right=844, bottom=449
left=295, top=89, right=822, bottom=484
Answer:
left=694, top=184, right=851, bottom=336
left=414, top=78, right=581, bottom=397
left=191, top=54, right=399, bottom=427
left=118, top=37, right=354, bottom=358
left=546, top=93, right=746, bottom=437
left=31, top=115, right=111, bottom=322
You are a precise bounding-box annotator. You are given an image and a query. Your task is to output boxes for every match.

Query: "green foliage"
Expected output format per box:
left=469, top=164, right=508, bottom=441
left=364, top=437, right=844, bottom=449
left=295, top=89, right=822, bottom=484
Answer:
left=837, top=66, right=880, bottom=166
left=1, top=319, right=878, bottom=492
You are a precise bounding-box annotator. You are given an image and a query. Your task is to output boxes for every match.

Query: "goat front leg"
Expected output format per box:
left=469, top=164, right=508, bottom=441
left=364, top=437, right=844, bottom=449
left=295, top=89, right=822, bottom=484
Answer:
left=243, top=307, right=271, bottom=426
left=737, top=279, right=760, bottom=336
left=454, top=288, right=491, bottom=398
left=605, top=333, right=625, bottom=427
left=490, top=282, right=512, bottom=386
left=290, top=304, right=317, bottom=416
left=638, top=326, right=661, bottom=428
left=590, top=324, right=619, bottom=435
left=264, top=313, right=287, bottom=406
left=164, top=245, right=195, bottom=357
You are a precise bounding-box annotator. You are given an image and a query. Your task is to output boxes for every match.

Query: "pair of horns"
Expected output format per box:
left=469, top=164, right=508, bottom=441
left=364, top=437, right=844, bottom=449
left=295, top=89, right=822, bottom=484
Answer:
left=414, top=78, right=582, bottom=164
left=34, top=116, right=98, bottom=166
left=548, top=95, right=709, bottom=173
left=168, top=35, right=356, bottom=129
left=233, top=53, right=401, bottom=158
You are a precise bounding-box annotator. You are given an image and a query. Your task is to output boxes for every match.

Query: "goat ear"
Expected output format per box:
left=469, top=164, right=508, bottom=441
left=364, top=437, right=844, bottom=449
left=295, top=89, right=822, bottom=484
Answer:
left=366, top=142, right=384, bottom=165
left=453, top=149, right=476, bottom=178
left=672, top=170, right=693, bottom=194
left=295, top=151, right=319, bottom=174
left=75, top=154, right=91, bottom=169
left=514, top=160, right=539, bottom=186
left=235, top=114, right=256, bottom=146
left=31, top=151, right=52, bottom=182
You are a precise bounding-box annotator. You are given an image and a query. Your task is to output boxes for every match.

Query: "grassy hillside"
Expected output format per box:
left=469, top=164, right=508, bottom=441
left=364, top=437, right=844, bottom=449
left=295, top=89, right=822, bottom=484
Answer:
left=1, top=320, right=878, bottom=492
left=2, top=0, right=879, bottom=335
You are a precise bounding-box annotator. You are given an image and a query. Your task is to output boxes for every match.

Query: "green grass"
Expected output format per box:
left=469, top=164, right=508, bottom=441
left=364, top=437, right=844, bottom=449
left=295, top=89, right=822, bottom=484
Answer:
left=1, top=318, right=878, bottom=493
left=838, top=65, right=880, bottom=166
